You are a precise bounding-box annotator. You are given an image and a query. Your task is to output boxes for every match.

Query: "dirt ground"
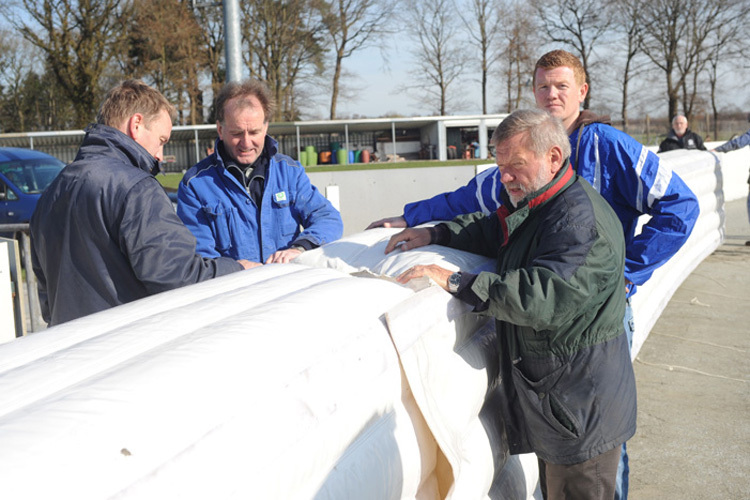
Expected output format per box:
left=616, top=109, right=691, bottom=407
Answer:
left=628, top=197, right=750, bottom=499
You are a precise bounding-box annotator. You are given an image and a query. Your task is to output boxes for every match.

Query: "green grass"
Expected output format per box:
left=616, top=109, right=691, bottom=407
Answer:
left=307, top=158, right=493, bottom=172
left=156, top=173, right=182, bottom=190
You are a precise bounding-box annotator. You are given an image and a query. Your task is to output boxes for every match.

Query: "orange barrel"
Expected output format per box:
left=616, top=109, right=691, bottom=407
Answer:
left=361, top=149, right=370, bottom=163
left=320, top=151, right=332, bottom=164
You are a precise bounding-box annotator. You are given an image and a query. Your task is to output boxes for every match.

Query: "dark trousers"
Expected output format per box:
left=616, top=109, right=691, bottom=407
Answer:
left=538, top=445, right=621, bottom=500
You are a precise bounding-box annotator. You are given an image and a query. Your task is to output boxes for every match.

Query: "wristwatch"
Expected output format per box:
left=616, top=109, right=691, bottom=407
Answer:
left=447, top=272, right=462, bottom=293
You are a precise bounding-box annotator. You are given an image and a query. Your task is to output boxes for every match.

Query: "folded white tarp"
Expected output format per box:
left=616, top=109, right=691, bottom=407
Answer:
left=0, top=232, right=540, bottom=499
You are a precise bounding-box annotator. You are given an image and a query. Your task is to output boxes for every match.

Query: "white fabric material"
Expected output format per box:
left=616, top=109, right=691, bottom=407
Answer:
left=0, top=266, right=438, bottom=499
left=294, top=226, right=495, bottom=277
left=386, top=287, right=541, bottom=499
left=631, top=151, right=723, bottom=358
left=0, top=148, right=724, bottom=498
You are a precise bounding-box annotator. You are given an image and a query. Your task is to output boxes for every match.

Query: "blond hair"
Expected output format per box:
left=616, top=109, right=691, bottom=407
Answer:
left=97, top=80, right=176, bottom=128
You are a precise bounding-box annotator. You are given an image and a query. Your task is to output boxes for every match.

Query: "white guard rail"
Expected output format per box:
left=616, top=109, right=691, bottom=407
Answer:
left=0, top=148, right=739, bottom=499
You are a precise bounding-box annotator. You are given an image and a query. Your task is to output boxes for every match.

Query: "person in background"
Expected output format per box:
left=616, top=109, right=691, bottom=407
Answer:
left=657, top=115, right=706, bottom=152
left=367, top=49, right=700, bottom=500
left=388, top=109, right=636, bottom=500
left=712, top=113, right=750, bottom=245
left=178, top=79, right=342, bottom=266
left=31, top=80, right=251, bottom=326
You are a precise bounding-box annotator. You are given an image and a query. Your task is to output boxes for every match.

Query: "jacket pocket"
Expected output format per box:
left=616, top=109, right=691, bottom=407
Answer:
left=201, top=205, right=235, bottom=252
left=511, top=361, right=582, bottom=443
left=271, top=195, right=300, bottom=238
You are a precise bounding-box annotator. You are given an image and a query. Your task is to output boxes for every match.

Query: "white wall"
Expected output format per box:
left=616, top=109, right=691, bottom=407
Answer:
left=308, top=164, right=485, bottom=235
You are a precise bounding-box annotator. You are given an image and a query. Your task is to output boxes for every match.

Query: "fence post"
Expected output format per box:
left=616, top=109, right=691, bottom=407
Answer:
left=20, top=233, right=43, bottom=332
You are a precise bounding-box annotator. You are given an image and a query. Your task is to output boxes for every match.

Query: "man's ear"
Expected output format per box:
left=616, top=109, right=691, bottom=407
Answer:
left=126, top=113, right=144, bottom=141
left=578, top=82, right=589, bottom=103
left=216, top=120, right=224, bottom=141
left=548, top=145, right=564, bottom=174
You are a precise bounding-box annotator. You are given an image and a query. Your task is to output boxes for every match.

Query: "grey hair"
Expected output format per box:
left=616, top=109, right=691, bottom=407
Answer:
left=672, top=115, right=687, bottom=126
left=491, top=109, right=571, bottom=159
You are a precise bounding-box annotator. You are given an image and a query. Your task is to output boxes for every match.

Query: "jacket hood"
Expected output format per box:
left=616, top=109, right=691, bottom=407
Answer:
left=570, top=110, right=611, bottom=130
left=78, top=124, right=161, bottom=176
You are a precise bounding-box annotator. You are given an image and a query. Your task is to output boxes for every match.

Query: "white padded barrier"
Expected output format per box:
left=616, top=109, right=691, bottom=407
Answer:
left=0, top=235, right=540, bottom=500
left=0, top=148, right=734, bottom=499
left=630, top=150, right=726, bottom=358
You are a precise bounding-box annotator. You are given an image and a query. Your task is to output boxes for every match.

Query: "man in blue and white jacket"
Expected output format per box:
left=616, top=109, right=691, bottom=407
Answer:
left=178, top=80, right=343, bottom=266
left=368, top=50, right=700, bottom=500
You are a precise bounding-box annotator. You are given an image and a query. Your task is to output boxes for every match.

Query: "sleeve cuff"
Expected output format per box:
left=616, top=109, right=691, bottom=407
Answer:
left=427, top=223, right=451, bottom=246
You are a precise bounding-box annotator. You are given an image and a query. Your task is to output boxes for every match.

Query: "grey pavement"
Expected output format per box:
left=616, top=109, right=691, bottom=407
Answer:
left=628, top=196, right=750, bottom=499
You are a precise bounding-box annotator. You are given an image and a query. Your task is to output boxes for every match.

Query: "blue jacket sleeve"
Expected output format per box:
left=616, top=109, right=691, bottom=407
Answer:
left=605, top=137, right=699, bottom=286
left=402, top=167, right=502, bottom=226
left=177, top=176, right=221, bottom=259
left=715, top=129, right=750, bottom=153
left=289, top=165, right=343, bottom=247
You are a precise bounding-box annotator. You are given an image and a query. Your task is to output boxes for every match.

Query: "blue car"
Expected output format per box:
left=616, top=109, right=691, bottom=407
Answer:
left=0, top=148, right=65, bottom=238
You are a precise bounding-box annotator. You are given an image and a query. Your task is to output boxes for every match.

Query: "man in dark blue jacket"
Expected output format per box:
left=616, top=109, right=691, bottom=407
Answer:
left=177, top=80, right=343, bottom=266
left=31, top=80, right=251, bottom=326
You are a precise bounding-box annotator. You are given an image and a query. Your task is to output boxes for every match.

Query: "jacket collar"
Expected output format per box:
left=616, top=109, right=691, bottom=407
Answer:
left=495, top=159, right=575, bottom=246
left=80, top=124, right=161, bottom=176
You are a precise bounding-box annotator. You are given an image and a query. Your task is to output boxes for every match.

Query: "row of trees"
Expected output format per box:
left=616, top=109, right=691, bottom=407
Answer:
left=0, top=0, right=395, bottom=131
left=0, top=0, right=748, bottom=135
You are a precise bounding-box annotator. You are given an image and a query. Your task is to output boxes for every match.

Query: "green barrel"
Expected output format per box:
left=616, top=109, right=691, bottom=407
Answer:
left=306, top=145, right=317, bottom=166
left=336, top=148, right=348, bottom=165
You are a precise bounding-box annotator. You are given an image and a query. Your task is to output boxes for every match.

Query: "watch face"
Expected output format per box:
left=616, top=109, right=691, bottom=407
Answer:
left=449, top=272, right=461, bottom=292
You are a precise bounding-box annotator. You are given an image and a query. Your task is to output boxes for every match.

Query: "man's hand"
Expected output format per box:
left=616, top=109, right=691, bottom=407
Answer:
left=265, top=247, right=303, bottom=264
left=238, top=259, right=262, bottom=270
left=396, top=264, right=453, bottom=291
left=366, top=216, right=408, bottom=230
left=384, top=227, right=432, bottom=254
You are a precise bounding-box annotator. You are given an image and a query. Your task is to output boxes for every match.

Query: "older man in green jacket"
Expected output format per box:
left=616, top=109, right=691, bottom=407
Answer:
left=387, top=109, right=636, bottom=500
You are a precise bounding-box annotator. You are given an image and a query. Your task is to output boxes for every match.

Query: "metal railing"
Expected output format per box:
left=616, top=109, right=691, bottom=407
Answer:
left=0, top=223, right=44, bottom=334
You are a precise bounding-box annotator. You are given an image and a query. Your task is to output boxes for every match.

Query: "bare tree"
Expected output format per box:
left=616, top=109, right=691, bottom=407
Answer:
left=531, top=0, right=612, bottom=109
left=9, top=0, right=129, bottom=128
left=193, top=3, right=225, bottom=122
left=638, top=0, right=743, bottom=122
left=404, top=0, right=466, bottom=115
left=496, top=0, right=539, bottom=113
left=317, top=0, right=395, bottom=119
left=241, top=0, right=327, bottom=121
left=701, top=3, right=748, bottom=139
left=456, top=0, right=502, bottom=114
left=0, top=34, right=35, bottom=131
left=124, top=0, right=209, bottom=125
left=609, top=0, right=648, bottom=133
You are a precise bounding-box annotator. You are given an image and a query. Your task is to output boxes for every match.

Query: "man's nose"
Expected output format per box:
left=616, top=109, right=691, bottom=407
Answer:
left=154, top=146, right=164, bottom=162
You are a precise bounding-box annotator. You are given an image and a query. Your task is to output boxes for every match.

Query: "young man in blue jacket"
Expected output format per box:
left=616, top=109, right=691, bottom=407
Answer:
left=178, top=80, right=343, bottom=266
left=369, top=50, right=700, bottom=500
